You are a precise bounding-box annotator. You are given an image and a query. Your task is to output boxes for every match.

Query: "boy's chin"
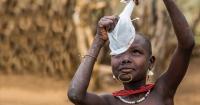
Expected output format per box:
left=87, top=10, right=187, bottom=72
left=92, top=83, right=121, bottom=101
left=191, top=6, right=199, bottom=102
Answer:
left=118, top=73, right=134, bottom=83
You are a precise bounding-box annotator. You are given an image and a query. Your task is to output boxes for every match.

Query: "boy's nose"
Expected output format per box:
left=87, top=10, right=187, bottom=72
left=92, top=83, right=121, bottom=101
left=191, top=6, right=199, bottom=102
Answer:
left=121, top=54, right=132, bottom=65
left=121, top=59, right=132, bottom=65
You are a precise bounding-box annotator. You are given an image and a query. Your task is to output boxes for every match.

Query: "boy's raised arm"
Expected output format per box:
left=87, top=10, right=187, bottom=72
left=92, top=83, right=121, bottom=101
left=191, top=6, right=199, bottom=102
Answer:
left=156, top=0, right=195, bottom=98
left=67, top=16, right=117, bottom=105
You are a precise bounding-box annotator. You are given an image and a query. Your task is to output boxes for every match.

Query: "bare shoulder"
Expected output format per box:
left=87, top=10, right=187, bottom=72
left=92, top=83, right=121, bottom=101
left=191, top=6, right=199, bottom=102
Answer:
left=99, top=93, right=114, bottom=99
left=143, top=88, right=174, bottom=105
left=99, top=93, right=117, bottom=105
left=152, top=81, right=175, bottom=102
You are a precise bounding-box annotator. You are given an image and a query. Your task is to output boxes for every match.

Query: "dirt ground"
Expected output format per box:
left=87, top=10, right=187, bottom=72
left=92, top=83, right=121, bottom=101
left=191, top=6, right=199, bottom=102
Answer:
left=0, top=58, right=200, bottom=105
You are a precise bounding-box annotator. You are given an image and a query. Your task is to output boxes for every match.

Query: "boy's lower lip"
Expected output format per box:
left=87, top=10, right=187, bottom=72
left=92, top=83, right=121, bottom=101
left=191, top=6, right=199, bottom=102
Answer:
left=120, top=69, right=134, bottom=73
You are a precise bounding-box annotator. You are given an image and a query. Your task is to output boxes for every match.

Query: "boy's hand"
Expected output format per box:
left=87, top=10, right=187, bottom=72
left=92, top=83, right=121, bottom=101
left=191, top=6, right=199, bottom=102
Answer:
left=134, top=0, right=139, bottom=5
left=97, top=16, right=118, bottom=41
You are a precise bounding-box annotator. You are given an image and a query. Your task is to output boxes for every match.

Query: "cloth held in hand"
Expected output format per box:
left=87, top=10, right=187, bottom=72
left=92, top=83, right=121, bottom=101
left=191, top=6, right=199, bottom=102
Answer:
left=108, top=0, right=136, bottom=55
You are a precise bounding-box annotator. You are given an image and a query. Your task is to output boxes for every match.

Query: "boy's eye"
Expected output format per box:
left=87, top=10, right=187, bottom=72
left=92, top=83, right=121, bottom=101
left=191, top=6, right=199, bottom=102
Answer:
left=132, top=49, right=141, bottom=55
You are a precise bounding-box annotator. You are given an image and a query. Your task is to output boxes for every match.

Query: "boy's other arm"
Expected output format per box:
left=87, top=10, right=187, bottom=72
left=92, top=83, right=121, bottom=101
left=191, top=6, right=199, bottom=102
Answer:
left=67, top=16, right=117, bottom=105
left=68, top=35, right=107, bottom=105
left=155, top=0, right=195, bottom=98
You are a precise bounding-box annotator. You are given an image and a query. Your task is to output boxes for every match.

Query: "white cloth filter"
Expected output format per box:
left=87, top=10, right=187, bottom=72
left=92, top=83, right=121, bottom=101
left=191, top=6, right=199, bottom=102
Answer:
left=108, top=0, right=136, bottom=55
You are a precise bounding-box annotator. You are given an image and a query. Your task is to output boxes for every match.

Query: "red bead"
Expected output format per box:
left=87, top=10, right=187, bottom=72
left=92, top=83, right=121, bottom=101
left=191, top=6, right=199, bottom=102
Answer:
left=112, top=84, right=155, bottom=96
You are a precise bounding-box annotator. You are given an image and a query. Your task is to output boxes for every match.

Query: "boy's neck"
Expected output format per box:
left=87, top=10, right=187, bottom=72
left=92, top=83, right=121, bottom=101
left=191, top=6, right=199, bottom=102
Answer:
left=123, top=79, right=146, bottom=90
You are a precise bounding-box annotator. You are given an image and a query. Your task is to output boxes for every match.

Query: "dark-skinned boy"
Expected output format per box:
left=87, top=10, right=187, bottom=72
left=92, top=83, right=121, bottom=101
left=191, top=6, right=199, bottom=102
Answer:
left=68, top=0, right=195, bottom=105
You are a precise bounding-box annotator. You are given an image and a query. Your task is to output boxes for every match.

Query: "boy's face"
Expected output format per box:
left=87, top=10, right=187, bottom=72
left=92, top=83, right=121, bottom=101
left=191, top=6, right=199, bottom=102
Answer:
left=111, top=35, right=154, bottom=83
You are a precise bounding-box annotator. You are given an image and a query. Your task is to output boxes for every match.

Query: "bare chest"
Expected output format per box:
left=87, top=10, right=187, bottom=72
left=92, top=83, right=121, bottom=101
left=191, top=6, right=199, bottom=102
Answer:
left=108, top=93, right=173, bottom=105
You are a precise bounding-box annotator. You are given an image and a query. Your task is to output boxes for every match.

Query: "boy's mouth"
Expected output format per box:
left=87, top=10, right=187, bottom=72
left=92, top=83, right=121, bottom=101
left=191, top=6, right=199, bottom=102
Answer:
left=120, top=68, right=135, bottom=73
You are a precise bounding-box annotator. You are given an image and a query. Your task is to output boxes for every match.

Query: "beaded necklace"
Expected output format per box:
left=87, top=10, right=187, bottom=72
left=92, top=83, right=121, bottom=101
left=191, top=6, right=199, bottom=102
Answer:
left=113, top=84, right=155, bottom=104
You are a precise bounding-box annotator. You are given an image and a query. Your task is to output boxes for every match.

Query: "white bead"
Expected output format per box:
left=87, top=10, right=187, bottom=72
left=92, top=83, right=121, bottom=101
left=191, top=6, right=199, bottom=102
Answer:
left=117, top=90, right=151, bottom=104
left=148, top=71, right=154, bottom=76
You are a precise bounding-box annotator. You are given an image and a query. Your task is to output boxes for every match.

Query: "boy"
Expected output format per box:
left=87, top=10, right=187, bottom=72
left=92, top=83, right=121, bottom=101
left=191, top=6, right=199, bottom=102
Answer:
left=68, top=0, right=195, bottom=105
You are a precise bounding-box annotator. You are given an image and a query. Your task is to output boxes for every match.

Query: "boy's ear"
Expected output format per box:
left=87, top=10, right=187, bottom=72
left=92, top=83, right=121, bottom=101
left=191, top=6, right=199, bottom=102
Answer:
left=149, top=56, right=156, bottom=70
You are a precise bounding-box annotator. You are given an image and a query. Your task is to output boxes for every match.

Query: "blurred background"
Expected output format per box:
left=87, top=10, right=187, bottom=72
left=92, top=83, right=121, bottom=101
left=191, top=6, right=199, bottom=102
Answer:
left=0, top=0, right=199, bottom=105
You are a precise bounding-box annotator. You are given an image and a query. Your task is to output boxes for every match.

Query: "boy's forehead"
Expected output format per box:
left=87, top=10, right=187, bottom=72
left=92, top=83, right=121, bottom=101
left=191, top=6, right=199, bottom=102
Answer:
left=131, top=35, right=147, bottom=48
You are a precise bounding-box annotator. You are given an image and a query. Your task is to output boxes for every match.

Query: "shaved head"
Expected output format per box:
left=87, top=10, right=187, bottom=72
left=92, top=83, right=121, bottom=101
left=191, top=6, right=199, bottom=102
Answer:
left=135, top=33, right=152, bottom=57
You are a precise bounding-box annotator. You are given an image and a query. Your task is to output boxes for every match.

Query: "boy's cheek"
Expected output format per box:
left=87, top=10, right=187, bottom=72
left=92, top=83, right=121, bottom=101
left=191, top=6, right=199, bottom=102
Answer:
left=134, top=58, right=148, bottom=67
left=112, top=64, right=119, bottom=72
left=111, top=60, right=120, bottom=68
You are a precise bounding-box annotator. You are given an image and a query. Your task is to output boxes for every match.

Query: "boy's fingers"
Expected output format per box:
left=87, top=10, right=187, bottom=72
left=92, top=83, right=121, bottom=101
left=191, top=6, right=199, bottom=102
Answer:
left=103, top=16, right=119, bottom=22
left=135, top=0, right=139, bottom=5
left=99, top=16, right=119, bottom=32
left=103, top=16, right=116, bottom=20
left=99, top=19, right=114, bottom=27
left=101, top=18, right=115, bottom=22
left=101, top=16, right=119, bottom=23
left=99, top=21, right=114, bottom=32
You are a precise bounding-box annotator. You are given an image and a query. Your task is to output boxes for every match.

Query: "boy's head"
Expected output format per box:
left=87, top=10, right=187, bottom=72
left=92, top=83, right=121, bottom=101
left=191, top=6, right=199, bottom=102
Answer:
left=135, top=33, right=152, bottom=57
left=111, top=33, right=155, bottom=83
